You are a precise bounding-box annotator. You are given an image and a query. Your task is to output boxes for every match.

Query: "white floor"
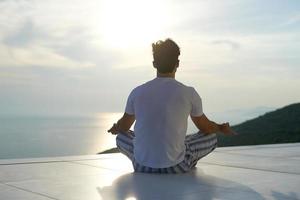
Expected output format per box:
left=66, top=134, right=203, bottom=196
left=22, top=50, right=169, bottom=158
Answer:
left=0, top=143, right=300, bottom=200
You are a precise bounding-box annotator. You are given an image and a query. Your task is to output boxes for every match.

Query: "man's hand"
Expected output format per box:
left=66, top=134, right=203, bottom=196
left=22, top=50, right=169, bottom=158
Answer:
left=191, top=114, right=238, bottom=136
left=107, top=123, right=118, bottom=135
left=219, top=122, right=238, bottom=135
left=107, top=113, right=135, bottom=135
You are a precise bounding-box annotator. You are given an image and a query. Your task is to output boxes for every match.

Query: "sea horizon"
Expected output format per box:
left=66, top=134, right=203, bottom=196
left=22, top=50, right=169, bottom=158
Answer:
left=0, top=112, right=200, bottom=160
left=0, top=106, right=276, bottom=160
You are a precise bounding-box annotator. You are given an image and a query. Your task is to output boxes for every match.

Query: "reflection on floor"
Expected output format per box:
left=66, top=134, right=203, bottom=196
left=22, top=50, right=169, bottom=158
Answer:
left=0, top=143, right=300, bottom=200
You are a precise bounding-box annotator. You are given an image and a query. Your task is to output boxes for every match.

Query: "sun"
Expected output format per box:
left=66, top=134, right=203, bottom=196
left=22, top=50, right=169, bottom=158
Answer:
left=97, top=0, right=171, bottom=48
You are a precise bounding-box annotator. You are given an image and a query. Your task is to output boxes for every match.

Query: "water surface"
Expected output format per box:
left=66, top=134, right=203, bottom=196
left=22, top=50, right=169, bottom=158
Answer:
left=0, top=113, right=198, bottom=159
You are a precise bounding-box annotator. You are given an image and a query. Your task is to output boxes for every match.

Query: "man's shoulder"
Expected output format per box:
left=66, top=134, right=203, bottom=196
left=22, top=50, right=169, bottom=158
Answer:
left=174, top=79, right=191, bottom=88
left=131, top=78, right=196, bottom=93
left=129, top=80, right=150, bottom=94
left=133, top=78, right=155, bottom=90
left=173, top=80, right=196, bottom=93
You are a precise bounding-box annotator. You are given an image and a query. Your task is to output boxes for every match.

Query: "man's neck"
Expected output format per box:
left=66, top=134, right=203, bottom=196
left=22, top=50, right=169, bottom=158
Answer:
left=156, top=72, right=175, bottom=78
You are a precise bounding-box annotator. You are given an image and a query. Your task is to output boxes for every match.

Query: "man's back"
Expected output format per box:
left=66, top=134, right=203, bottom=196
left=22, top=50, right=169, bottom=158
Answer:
left=125, top=77, right=203, bottom=168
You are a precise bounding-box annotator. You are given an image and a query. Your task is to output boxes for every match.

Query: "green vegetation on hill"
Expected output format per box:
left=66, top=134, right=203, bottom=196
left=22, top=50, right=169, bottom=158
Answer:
left=218, top=103, right=300, bottom=147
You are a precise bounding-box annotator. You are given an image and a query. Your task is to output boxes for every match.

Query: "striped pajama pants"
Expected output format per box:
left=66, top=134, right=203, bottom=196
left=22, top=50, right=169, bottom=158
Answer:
left=116, top=131, right=217, bottom=174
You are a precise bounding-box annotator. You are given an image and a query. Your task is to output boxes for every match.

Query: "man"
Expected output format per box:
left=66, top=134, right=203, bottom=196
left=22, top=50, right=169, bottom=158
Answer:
left=108, top=38, right=236, bottom=173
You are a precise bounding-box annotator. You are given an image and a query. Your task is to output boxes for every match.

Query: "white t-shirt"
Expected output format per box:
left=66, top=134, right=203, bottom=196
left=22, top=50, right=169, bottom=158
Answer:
left=125, top=77, right=203, bottom=168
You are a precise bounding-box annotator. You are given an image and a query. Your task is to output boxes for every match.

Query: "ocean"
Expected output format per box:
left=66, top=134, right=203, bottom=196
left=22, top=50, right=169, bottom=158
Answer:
left=0, top=113, right=198, bottom=159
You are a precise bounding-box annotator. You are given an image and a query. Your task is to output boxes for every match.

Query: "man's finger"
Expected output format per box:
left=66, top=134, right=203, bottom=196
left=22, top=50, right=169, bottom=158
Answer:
left=107, top=127, right=113, bottom=132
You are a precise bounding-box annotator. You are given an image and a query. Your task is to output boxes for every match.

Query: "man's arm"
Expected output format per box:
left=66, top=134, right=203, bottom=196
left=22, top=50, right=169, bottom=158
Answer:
left=108, top=113, right=135, bottom=135
left=191, top=114, right=237, bottom=135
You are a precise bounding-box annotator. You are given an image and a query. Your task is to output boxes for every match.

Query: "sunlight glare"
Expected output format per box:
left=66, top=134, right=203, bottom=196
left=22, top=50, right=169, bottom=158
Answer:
left=125, top=197, right=137, bottom=200
left=90, top=112, right=123, bottom=153
left=98, top=0, right=171, bottom=48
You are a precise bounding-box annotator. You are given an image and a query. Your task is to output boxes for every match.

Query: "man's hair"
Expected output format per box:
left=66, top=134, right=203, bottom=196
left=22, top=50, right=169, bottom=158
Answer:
left=152, top=38, right=180, bottom=73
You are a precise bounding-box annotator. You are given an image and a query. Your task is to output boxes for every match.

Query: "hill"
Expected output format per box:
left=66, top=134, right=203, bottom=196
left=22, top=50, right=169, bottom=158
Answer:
left=217, top=103, right=300, bottom=147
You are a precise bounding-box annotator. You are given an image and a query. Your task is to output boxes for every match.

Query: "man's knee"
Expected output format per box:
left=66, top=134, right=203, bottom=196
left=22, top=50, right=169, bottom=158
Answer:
left=212, top=133, right=218, bottom=147
left=208, top=133, right=218, bottom=151
left=188, top=133, right=218, bottom=156
left=116, top=132, right=134, bottom=150
left=116, top=133, right=124, bottom=148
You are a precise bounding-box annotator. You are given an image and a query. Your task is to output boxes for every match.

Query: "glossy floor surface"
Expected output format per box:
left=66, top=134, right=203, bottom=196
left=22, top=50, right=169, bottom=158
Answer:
left=0, top=143, right=300, bottom=200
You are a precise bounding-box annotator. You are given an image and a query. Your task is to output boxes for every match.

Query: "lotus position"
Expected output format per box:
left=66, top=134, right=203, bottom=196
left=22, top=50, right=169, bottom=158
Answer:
left=108, top=39, right=236, bottom=173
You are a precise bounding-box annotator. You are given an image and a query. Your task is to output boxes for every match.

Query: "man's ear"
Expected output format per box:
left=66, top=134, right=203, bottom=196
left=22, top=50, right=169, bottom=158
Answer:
left=153, top=61, right=157, bottom=69
left=175, top=60, right=179, bottom=68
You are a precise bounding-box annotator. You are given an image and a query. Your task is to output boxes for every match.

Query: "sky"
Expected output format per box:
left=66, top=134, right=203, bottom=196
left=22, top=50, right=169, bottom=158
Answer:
left=0, top=0, right=299, bottom=123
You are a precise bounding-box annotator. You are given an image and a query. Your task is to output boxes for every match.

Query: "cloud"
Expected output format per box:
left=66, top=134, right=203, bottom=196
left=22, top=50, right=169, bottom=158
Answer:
left=0, top=0, right=299, bottom=115
left=3, top=19, right=39, bottom=47
left=284, top=13, right=300, bottom=25
left=211, top=39, right=240, bottom=50
left=0, top=71, right=33, bottom=81
left=47, top=27, right=121, bottom=67
left=1, top=18, right=97, bottom=69
left=0, top=0, right=122, bottom=70
left=0, top=15, right=96, bottom=69
left=0, top=43, right=96, bottom=68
